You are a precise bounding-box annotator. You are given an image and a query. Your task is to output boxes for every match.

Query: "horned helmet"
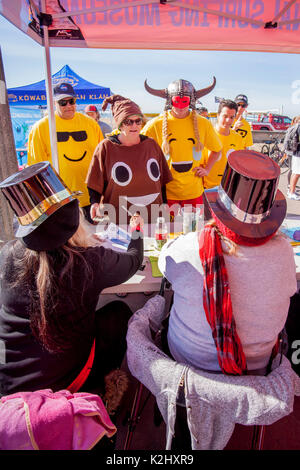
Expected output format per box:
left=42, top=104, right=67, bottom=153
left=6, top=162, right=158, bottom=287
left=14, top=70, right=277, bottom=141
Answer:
left=144, top=77, right=216, bottom=110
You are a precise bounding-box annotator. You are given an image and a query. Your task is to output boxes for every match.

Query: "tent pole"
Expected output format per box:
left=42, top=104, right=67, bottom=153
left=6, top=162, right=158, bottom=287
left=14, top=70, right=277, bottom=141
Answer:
left=41, top=0, right=59, bottom=173
left=0, top=47, right=19, bottom=245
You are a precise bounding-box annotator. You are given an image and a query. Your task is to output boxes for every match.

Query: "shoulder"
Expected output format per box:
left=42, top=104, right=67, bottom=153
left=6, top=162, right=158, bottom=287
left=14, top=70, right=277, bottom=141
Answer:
left=32, top=115, right=49, bottom=130
left=242, top=118, right=251, bottom=129
left=143, top=114, right=163, bottom=129
left=99, top=121, right=112, bottom=133
left=158, top=232, right=201, bottom=271
left=76, top=112, right=97, bottom=126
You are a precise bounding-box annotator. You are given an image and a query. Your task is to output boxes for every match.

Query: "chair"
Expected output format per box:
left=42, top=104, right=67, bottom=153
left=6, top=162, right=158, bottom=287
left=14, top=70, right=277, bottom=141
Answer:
left=125, top=292, right=300, bottom=450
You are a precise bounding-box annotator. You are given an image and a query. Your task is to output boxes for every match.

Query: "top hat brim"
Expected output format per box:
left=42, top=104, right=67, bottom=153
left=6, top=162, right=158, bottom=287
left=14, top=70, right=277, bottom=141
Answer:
left=14, top=197, right=74, bottom=239
left=204, top=187, right=287, bottom=239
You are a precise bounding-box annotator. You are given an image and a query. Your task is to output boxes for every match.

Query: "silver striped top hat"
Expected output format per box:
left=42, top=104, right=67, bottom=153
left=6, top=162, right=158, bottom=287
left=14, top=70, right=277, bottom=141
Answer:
left=204, top=150, right=287, bottom=239
left=0, top=162, right=79, bottom=250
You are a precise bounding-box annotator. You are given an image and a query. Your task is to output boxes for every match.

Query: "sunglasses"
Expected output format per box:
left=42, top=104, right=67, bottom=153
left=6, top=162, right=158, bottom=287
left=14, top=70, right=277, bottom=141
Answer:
left=122, top=118, right=143, bottom=126
left=58, top=98, right=76, bottom=106
left=57, top=130, right=87, bottom=142
left=237, top=103, right=247, bottom=108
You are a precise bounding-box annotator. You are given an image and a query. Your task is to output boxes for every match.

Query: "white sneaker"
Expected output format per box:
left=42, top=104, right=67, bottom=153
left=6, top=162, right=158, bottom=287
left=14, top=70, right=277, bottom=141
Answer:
left=287, top=192, right=300, bottom=200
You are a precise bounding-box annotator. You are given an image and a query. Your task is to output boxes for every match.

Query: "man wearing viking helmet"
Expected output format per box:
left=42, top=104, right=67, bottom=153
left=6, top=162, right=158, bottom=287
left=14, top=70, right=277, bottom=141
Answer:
left=142, top=78, right=222, bottom=209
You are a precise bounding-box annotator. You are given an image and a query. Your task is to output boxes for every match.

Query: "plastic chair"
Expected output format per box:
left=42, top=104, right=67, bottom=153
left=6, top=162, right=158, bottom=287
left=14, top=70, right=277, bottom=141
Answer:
left=125, top=290, right=300, bottom=450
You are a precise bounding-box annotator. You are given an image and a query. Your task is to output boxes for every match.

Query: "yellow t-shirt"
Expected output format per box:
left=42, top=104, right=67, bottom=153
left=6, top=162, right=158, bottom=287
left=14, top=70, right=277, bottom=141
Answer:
left=232, top=117, right=253, bottom=148
left=202, top=128, right=244, bottom=189
left=141, top=111, right=222, bottom=200
left=27, top=112, right=103, bottom=207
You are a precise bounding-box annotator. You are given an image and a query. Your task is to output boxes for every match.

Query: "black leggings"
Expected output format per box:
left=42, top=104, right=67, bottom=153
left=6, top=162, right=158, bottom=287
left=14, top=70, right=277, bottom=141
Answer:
left=80, top=300, right=133, bottom=394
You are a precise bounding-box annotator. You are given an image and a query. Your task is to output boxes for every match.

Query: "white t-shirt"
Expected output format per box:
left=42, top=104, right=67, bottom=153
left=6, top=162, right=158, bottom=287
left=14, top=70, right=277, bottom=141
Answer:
left=158, top=231, right=297, bottom=372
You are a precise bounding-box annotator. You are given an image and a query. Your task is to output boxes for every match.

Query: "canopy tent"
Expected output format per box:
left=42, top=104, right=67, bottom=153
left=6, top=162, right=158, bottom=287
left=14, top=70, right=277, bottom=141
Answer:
left=7, top=64, right=111, bottom=106
left=1, top=0, right=300, bottom=173
left=1, top=0, right=300, bottom=53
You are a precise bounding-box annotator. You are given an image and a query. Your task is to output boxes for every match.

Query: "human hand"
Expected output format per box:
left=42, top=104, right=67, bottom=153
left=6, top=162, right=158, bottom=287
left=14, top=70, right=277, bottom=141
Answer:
left=130, top=211, right=144, bottom=231
left=90, top=203, right=105, bottom=221
left=192, top=165, right=208, bottom=177
left=232, top=117, right=243, bottom=130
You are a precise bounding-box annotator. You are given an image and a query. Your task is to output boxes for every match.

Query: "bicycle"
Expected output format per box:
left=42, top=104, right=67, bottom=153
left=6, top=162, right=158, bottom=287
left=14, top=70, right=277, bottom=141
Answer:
left=260, top=137, right=289, bottom=174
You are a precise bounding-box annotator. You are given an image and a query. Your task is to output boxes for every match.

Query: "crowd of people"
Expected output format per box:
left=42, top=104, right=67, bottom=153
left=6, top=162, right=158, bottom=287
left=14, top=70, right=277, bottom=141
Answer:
left=0, top=78, right=298, bottom=450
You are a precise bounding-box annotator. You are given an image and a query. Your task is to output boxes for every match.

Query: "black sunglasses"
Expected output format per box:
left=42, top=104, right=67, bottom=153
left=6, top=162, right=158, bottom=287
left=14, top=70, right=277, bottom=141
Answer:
left=122, top=118, right=143, bottom=126
left=237, top=103, right=247, bottom=108
left=57, top=130, right=87, bottom=142
left=58, top=98, right=76, bottom=106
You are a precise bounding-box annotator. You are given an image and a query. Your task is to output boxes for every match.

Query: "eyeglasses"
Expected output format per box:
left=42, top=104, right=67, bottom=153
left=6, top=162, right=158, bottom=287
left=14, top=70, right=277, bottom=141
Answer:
left=57, top=130, right=87, bottom=142
left=237, top=103, right=247, bottom=108
left=122, top=118, right=143, bottom=126
left=58, top=98, right=76, bottom=106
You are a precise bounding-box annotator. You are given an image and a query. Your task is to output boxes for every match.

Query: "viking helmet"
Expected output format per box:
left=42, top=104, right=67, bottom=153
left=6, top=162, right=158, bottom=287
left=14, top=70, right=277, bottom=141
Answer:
left=144, top=77, right=216, bottom=110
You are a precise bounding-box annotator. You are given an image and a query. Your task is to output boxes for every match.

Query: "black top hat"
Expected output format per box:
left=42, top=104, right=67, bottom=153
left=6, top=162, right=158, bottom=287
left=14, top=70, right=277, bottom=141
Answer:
left=0, top=162, right=80, bottom=251
left=204, top=150, right=286, bottom=239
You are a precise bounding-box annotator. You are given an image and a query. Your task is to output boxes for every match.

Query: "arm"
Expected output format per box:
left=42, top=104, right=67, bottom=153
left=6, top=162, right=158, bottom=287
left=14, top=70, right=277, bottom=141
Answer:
left=27, top=121, right=51, bottom=165
left=92, top=231, right=144, bottom=290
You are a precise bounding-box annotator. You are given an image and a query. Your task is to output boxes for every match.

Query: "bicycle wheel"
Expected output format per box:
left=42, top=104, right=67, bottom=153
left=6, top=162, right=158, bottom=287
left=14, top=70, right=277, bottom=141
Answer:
left=270, top=147, right=289, bottom=173
left=260, top=144, right=270, bottom=155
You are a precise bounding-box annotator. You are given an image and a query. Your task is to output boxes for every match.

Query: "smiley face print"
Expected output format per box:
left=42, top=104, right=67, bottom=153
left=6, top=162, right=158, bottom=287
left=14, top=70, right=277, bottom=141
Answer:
left=86, top=136, right=173, bottom=222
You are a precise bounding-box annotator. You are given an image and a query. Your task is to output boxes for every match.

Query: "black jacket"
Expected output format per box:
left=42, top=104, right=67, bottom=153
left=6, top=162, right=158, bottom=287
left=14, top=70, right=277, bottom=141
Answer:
left=0, top=235, right=143, bottom=397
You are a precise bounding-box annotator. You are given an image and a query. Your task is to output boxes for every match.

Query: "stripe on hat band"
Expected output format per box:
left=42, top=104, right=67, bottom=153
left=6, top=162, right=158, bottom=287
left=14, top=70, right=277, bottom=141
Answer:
left=218, top=186, right=270, bottom=224
left=17, top=189, right=72, bottom=226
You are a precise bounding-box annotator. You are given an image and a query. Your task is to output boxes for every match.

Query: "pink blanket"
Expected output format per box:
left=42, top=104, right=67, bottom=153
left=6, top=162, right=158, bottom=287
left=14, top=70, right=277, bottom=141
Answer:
left=0, top=389, right=116, bottom=450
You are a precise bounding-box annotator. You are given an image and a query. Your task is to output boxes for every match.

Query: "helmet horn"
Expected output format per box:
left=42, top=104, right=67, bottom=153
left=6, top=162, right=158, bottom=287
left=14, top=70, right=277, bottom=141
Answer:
left=194, top=76, right=216, bottom=99
left=144, top=79, right=167, bottom=99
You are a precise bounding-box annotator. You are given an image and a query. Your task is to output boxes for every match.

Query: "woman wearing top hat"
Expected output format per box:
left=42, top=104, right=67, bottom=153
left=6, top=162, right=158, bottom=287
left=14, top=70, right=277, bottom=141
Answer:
left=0, top=162, right=143, bottom=398
left=158, top=150, right=297, bottom=376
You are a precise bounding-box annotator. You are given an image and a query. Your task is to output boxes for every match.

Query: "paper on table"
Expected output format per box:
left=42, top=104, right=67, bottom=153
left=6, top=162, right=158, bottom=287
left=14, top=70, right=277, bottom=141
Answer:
left=280, top=226, right=300, bottom=246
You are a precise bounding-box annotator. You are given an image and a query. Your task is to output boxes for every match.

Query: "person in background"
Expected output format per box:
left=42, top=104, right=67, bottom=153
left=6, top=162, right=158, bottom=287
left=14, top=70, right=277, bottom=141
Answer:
left=84, top=104, right=113, bottom=136
left=158, top=150, right=296, bottom=376
left=283, top=115, right=300, bottom=201
left=231, top=94, right=253, bottom=149
left=142, top=78, right=222, bottom=211
left=0, top=162, right=143, bottom=399
left=27, top=83, right=103, bottom=224
left=86, top=95, right=172, bottom=225
left=197, top=106, right=209, bottom=119
left=202, top=99, right=244, bottom=189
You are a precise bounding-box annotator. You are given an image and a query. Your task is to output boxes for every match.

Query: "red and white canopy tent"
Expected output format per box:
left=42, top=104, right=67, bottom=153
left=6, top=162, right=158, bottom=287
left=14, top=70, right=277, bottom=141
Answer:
left=1, top=0, right=300, bottom=171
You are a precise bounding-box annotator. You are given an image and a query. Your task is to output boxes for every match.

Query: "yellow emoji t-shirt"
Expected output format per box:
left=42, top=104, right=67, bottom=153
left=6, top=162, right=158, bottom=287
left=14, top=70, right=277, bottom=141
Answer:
left=142, top=111, right=222, bottom=200
left=28, top=112, right=103, bottom=207
left=202, top=128, right=244, bottom=189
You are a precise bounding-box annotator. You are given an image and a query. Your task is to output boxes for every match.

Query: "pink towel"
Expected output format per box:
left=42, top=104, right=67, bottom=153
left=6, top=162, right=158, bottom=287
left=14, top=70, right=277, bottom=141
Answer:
left=0, top=389, right=116, bottom=450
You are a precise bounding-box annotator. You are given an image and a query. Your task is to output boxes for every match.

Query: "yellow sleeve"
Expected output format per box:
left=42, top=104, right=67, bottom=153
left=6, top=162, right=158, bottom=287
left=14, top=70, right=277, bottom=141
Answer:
left=27, top=119, right=52, bottom=165
left=141, top=116, right=163, bottom=145
left=244, top=120, right=253, bottom=148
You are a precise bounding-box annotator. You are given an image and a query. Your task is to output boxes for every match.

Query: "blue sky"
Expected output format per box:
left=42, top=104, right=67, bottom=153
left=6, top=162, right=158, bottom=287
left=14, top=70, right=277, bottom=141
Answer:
left=1, top=13, right=300, bottom=117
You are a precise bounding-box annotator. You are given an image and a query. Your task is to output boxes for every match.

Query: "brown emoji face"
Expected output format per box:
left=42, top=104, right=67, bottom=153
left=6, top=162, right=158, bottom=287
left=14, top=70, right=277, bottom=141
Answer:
left=110, top=157, right=161, bottom=206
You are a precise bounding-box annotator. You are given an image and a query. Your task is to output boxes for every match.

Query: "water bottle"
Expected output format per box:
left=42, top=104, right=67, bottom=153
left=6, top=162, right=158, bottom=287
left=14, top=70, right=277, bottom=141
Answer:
left=155, top=217, right=168, bottom=250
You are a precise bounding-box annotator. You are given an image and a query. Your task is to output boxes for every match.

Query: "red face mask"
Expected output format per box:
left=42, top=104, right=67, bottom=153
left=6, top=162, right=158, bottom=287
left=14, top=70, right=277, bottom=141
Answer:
left=171, top=95, right=190, bottom=109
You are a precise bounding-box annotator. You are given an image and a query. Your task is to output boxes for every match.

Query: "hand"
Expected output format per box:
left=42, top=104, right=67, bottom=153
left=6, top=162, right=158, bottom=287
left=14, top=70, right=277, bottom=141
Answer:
left=130, top=212, right=144, bottom=231
left=232, top=117, right=243, bottom=131
left=90, top=203, right=105, bottom=221
left=192, top=165, right=209, bottom=177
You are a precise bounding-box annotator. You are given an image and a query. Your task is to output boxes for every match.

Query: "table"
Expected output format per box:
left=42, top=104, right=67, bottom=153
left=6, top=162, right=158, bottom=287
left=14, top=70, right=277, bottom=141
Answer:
left=84, top=215, right=300, bottom=312
left=281, top=214, right=300, bottom=284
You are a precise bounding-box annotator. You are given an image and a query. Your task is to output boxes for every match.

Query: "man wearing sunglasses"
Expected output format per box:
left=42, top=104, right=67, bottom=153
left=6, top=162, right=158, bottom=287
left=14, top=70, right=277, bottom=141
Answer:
left=28, top=83, right=103, bottom=223
left=231, top=94, right=253, bottom=149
